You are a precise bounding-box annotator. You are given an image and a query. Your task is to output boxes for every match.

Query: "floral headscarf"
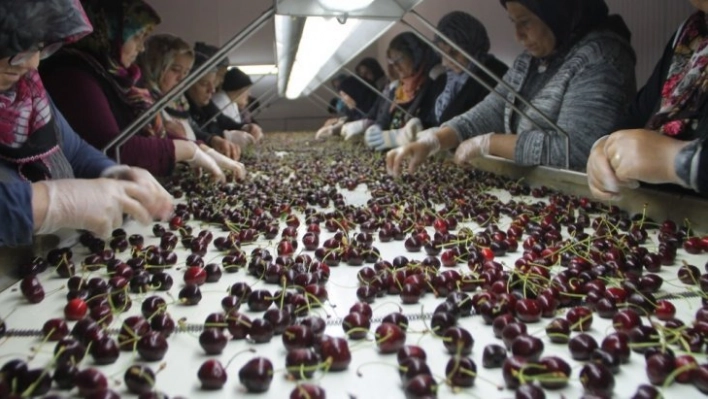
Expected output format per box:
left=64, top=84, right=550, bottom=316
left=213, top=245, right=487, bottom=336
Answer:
left=64, top=0, right=163, bottom=136
left=0, top=0, right=92, bottom=181
left=647, top=11, right=708, bottom=137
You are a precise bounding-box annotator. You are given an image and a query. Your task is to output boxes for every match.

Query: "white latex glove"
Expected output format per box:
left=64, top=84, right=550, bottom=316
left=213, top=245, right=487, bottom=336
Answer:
left=186, top=147, right=226, bottom=183
left=205, top=148, right=246, bottom=180
left=454, top=133, right=492, bottom=165
left=101, top=165, right=174, bottom=221
left=315, top=125, right=335, bottom=140
left=243, top=124, right=264, bottom=143
left=342, top=119, right=372, bottom=141
left=36, top=178, right=154, bottom=238
left=223, top=130, right=256, bottom=149
left=586, top=135, right=640, bottom=200
left=385, top=127, right=441, bottom=178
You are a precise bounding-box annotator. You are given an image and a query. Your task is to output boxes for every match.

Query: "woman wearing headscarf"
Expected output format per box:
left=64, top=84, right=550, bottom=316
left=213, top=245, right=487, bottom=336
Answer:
left=39, top=0, right=225, bottom=181
left=315, top=75, right=379, bottom=139
left=0, top=0, right=172, bottom=248
left=387, top=0, right=637, bottom=176
left=587, top=0, right=708, bottom=199
left=356, top=57, right=387, bottom=91
left=211, top=66, right=264, bottom=146
left=137, top=34, right=245, bottom=178
left=364, top=32, right=444, bottom=151
left=432, top=11, right=508, bottom=125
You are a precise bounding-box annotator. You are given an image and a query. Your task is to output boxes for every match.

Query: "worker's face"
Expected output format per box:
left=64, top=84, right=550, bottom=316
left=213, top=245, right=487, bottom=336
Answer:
left=215, top=66, right=228, bottom=89
left=506, top=1, right=556, bottom=58
left=235, top=88, right=251, bottom=108
left=187, top=72, right=216, bottom=106
left=357, top=65, right=375, bottom=83
left=0, top=51, right=41, bottom=91
left=437, top=41, right=467, bottom=74
left=387, top=49, right=415, bottom=80
left=121, top=28, right=151, bottom=68
left=690, top=0, right=708, bottom=12
left=159, top=53, right=193, bottom=93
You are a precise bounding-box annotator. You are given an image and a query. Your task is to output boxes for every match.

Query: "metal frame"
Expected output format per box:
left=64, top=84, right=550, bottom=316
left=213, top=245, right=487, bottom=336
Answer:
left=103, top=7, right=275, bottom=162
left=197, top=69, right=277, bottom=131
left=341, top=66, right=413, bottom=121
left=404, top=10, right=570, bottom=169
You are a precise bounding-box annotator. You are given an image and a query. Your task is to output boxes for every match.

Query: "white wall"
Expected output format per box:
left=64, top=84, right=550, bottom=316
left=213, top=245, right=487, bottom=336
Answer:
left=146, top=0, right=696, bottom=132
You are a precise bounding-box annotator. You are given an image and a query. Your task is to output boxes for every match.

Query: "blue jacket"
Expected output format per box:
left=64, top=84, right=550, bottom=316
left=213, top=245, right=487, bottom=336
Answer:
left=0, top=103, right=115, bottom=247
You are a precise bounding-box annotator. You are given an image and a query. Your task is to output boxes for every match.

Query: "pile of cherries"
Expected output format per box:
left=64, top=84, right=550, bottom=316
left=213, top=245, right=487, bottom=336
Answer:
left=2, top=135, right=708, bottom=398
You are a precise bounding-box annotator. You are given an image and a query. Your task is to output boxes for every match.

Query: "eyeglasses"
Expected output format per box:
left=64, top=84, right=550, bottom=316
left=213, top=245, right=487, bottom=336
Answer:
left=8, top=42, right=63, bottom=67
left=387, top=54, right=406, bottom=66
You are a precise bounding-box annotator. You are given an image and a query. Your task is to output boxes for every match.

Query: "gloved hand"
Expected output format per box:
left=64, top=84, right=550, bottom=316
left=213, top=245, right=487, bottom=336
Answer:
left=365, top=118, right=423, bottom=151
left=205, top=148, right=246, bottom=180
left=243, top=124, right=264, bottom=143
left=342, top=119, right=373, bottom=141
left=210, top=136, right=241, bottom=160
left=385, top=127, right=441, bottom=178
left=454, top=133, right=492, bottom=165
left=315, top=125, right=335, bottom=140
left=100, top=165, right=174, bottom=221
left=223, top=130, right=256, bottom=149
left=35, top=178, right=155, bottom=238
left=186, top=147, right=226, bottom=183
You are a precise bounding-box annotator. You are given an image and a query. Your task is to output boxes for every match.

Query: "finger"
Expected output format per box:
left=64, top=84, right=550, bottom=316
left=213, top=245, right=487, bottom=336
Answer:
left=454, top=144, right=469, bottom=165
left=392, top=147, right=410, bottom=178
left=407, top=152, right=425, bottom=176
left=385, top=149, right=398, bottom=175
left=117, top=195, right=153, bottom=225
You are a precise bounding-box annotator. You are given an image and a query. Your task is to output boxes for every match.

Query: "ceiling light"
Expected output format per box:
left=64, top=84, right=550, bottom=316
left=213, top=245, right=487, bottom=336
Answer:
left=317, top=0, right=376, bottom=12
left=232, top=64, right=279, bottom=75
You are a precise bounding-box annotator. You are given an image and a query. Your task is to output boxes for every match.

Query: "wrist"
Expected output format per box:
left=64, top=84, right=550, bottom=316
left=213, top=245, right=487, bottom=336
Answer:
left=174, top=140, right=197, bottom=162
left=32, top=182, right=50, bottom=234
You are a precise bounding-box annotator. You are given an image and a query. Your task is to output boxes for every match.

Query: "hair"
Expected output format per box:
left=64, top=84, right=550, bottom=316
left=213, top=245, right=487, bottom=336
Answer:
left=137, top=33, right=194, bottom=93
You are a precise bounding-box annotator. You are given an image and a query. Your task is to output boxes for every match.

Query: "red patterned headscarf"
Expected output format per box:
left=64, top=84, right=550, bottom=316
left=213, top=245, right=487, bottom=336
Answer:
left=647, top=11, right=708, bottom=137
left=0, top=0, right=92, bottom=147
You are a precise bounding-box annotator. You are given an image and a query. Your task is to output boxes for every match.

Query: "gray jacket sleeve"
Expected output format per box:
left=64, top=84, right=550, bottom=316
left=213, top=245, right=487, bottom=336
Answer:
left=515, top=60, right=633, bottom=170
left=442, top=78, right=509, bottom=143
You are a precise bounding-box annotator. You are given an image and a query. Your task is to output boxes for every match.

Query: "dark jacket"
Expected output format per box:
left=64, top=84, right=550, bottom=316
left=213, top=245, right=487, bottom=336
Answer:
left=432, top=56, right=509, bottom=125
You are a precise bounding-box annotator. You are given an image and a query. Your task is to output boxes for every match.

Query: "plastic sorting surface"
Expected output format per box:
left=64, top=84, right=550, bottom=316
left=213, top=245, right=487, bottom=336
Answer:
left=0, top=178, right=705, bottom=398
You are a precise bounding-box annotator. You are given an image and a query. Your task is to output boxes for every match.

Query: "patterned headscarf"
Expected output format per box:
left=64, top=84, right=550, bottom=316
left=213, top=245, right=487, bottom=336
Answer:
left=63, top=0, right=163, bottom=136
left=0, top=0, right=92, bottom=181
left=647, top=11, right=708, bottom=137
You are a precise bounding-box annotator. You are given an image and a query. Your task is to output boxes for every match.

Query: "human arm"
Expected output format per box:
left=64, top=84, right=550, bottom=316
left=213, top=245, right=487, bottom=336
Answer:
left=52, top=102, right=116, bottom=178
left=40, top=68, right=177, bottom=176
left=513, top=60, right=635, bottom=170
